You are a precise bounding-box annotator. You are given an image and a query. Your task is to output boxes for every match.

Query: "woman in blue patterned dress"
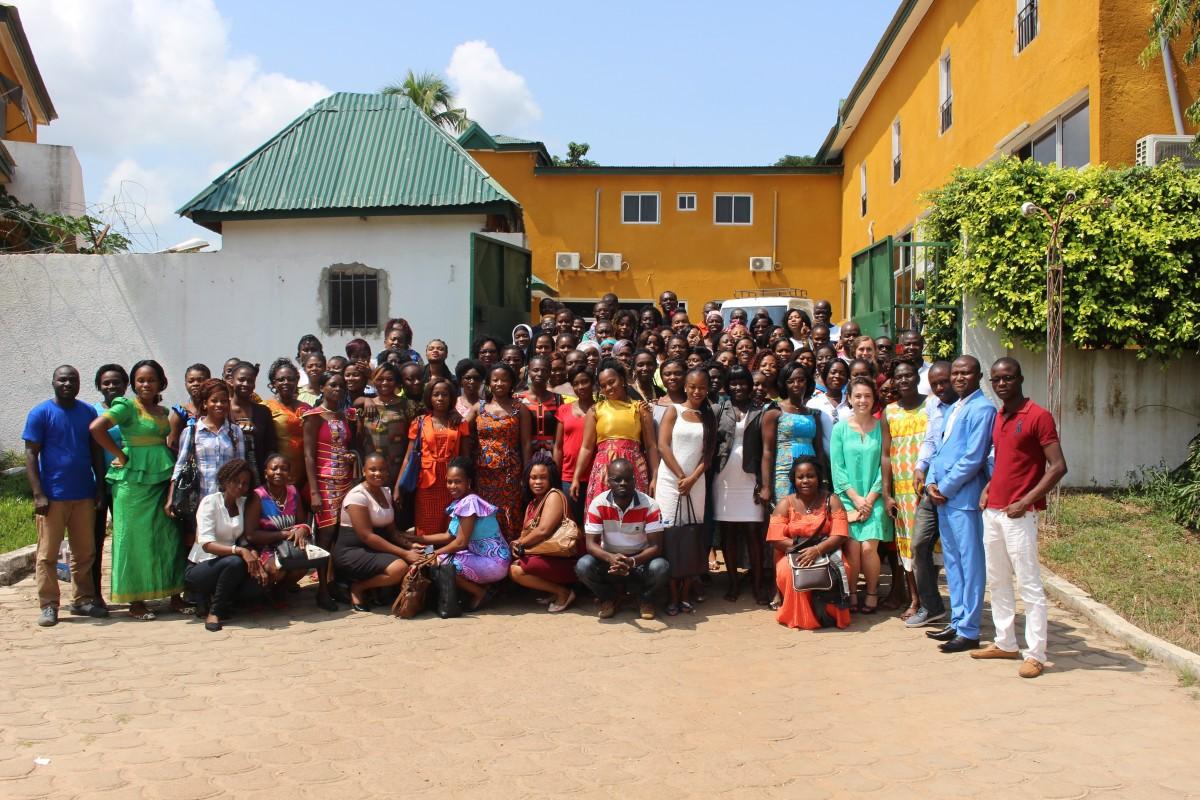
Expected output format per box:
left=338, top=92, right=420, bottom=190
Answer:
left=760, top=361, right=825, bottom=506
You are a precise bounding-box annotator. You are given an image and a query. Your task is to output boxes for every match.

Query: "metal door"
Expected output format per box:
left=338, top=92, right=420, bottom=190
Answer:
left=893, top=239, right=960, bottom=356
left=850, top=237, right=894, bottom=337
left=470, top=233, right=531, bottom=347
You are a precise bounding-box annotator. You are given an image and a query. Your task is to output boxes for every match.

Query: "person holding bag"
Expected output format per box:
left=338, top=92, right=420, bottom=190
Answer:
left=509, top=452, right=580, bottom=613
left=655, top=368, right=715, bottom=616
left=767, top=456, right=852, bottom=630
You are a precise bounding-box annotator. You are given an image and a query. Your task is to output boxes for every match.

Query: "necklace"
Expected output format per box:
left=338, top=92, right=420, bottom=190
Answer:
left=799, top=495, right=823, bottom=514
left=266, top=485, right=288, bottom=507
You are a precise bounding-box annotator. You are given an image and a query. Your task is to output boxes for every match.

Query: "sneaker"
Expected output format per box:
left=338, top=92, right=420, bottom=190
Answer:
left=639, top=602, right=655, bottom=620
left=970, top=643, right=1021, bottom=660
left=905, top=608, right=947, bottom=628
left=37, top=606, right=58, bottom=627
left=69, top=602, right=110, bottom=618
left=1019, top=658, right=1044, bottom=679
left=598, top=600, right=618, bottom=619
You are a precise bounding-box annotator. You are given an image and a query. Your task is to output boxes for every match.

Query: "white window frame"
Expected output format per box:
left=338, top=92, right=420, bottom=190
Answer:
left=676, top=192, right=697, bottom=212
left=621, top=192, right=660, bottom=225
left=891, top=119, right=902, bottom=184
left=859, top=164, right=868, bottom=217
left=713, top=193, right=753, bottom=226
left=1015, top=0, right=1038, bottom=54
left=1010, top=96, right=1090, bottom=168
left=938, top=52, right=953, bottom=134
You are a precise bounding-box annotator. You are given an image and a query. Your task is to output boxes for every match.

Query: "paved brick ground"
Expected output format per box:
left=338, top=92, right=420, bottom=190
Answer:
left=2, top=564, right=1199, bottom=799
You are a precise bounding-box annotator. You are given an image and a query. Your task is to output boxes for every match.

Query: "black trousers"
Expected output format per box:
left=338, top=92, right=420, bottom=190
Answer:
left=93, top=488, right=110, bottom=603
left=185, top=555, right=249, bottom=618
left=911, top=493, right=946, bottom=615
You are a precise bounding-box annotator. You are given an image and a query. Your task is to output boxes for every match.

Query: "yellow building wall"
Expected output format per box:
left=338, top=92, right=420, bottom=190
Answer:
left=472, top=149, right=843, bottom=315
left=0, top=44, right=36, bottom=143
left=837, top=0, right=1105, bottom=301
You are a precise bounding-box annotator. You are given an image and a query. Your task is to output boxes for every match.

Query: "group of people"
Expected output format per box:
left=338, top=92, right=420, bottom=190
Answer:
left=23, top=289, right=1066, bottom=677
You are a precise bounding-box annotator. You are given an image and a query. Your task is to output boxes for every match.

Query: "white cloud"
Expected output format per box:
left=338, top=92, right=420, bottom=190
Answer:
left=16, top=0, right=330, bottom=250
left=446, top=40, right=541, bottom=135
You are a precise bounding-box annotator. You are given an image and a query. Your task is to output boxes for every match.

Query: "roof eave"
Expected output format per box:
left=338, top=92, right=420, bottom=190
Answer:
left=0, top=5, right=56, bottom=123
left=184, top=201, right=520, bottom=226
left=532, top=165, right=842, bottom=176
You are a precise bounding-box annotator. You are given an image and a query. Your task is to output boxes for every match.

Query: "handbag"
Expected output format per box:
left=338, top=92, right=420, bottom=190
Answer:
left=275, top=538, right=308, bottom=571
left=396, top=415, right=424, bottom=494
left=170, top=421, right=202, bottom=520
left=393, top=554, right=436, bottom=618
left=662, top=494, right=707, bottom=579
left=523, top=489, right=580, bottom=557
left=788, top=544, right=837, bottom=593
left=430, top=561, right=461, bottom=619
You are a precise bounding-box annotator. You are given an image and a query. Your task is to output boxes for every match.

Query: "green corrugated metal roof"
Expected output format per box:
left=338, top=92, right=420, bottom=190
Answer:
left=178, top=92, right=518, bottom=229
left=493, top=134, right=536, bottom=145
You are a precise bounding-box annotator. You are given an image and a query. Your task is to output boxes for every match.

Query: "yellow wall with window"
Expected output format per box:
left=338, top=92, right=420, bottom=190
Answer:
left=0, top=44, right=35, bottom=143
left=470, top=148, right=843, bottom=316
left=834, top=0, right=1200, bottom=300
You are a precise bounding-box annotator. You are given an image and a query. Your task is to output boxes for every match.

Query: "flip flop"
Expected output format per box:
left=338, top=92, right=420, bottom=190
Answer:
left=679, top=601, right=696, bottom=614
left=130, top=609, right=156, bottom=621
left=666, top=603, right=680, bottom=617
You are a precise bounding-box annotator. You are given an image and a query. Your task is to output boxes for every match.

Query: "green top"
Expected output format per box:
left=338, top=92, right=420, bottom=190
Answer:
left=102, top=397, right=175, bottom=485
left=830, top=418, right=893, bottom=542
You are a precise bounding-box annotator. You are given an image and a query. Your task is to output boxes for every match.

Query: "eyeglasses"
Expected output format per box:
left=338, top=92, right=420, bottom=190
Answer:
left=989, top=375, right=1018, bottom=384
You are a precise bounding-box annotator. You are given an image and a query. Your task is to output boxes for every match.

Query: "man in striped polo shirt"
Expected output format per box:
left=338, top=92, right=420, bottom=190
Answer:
left=576, top=459, right=670, bottom=620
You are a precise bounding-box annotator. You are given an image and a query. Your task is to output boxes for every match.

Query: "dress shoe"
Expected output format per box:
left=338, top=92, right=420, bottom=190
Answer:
left=926, top=625, right=957, bottom=641
left=938, top=636, right=981, bottom=653
left=970, top=643, right=1020, bottom=660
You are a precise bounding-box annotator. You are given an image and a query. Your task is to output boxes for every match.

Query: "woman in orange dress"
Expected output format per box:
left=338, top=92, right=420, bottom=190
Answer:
left=397, top=377, right=468, bottom=535
left=264, top=358, right=312, bottom=494
left=768, top=455, right=852, bottom=630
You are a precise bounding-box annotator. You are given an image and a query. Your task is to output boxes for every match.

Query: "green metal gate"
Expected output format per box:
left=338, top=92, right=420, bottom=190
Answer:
left=850, top=237, right=894, bottom=337
left=470, top=233, right=531, bottom=347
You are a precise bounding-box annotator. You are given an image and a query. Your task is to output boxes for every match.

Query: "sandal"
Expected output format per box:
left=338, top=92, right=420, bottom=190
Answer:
left=900, top=605, right=920, bottom=621
left=547, top=590, right=576, bottom=614
left=768, top=599, right=781, bottom=611
left=679, top=601, right=695, bottom=614
left=666, top=603, right=680, bottom=617
left=859, top=592, right=879, bottom=614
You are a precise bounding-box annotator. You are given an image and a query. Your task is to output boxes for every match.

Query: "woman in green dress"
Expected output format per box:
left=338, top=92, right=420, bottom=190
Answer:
left=830, top=376, right=894, bottom=613
left=90, top=359, right=185, bottom=619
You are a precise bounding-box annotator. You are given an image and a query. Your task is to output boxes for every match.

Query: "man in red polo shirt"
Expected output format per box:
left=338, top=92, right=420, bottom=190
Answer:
left=971, top=357, right=1067, bottom=678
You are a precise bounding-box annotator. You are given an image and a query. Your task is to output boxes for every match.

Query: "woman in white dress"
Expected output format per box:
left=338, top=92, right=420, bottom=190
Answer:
left=656, top=368, right=715, bottom=616
left=712, top=366, right=769, bottom=602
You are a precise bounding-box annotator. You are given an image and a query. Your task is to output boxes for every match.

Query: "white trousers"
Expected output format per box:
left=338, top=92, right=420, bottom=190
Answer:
left=983, top=508, right=1047, bottom=663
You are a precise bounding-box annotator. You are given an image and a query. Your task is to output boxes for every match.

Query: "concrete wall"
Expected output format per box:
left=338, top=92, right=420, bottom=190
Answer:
left=962, top=296, right=1200, bottom=488
left=3, top=140, right=85, bottom=216
left=1, top=214, right=484, bottom=451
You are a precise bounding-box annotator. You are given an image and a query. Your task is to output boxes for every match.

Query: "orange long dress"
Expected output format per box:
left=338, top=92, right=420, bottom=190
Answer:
left=409, top=415, right=470, bottom=535
left=767, top=494, right=852, bottom=630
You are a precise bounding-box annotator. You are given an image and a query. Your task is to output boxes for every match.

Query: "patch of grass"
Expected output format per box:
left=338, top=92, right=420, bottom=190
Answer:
left=1042, top=492, right=1200, bottom=655
left=1180, top=669, right=1199, bottom=689
left=0, top=472, right=36, bottom=553
left=0, top=449, right=22, bottom=470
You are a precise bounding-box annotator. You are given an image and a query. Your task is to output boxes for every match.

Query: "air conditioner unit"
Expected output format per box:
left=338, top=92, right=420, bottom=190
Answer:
left=1135, top=134, right=1200, bottom=168
left=749, top=256, right=775, bottom=272
left=597, top=252, right=623, bottom=271
left=555, top=252, right=580, bottom=271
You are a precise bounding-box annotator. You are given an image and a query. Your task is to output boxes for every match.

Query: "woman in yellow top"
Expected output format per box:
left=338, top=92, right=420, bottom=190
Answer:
left=263, top=358, right=312, bottom=492
left=570, top=358, right=659, bottom=509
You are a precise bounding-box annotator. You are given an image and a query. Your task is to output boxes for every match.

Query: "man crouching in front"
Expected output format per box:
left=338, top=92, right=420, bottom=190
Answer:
left=576, top=459, right=669, bottom=620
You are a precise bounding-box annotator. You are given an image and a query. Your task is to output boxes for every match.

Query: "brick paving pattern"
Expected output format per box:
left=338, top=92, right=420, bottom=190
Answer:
left=2, top=564, right=1200, bottom=799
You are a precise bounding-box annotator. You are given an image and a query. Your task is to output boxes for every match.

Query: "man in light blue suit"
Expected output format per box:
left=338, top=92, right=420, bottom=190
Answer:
left=924, top=355, right=996, bottom=653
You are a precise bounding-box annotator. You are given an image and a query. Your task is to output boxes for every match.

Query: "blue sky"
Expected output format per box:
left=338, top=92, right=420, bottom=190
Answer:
left=21, top=0, right=897, bottom=249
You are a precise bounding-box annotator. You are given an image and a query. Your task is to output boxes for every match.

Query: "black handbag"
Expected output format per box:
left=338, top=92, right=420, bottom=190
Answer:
left=430, top=561, right=461, bottom=619
left=275, top=538, right=309, bottom=571
left=662, top=495, right=707, bottom=579
left=170, top=422, right=202, bottom=520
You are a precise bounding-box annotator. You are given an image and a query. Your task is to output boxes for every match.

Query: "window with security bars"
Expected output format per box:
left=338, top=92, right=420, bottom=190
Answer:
left=328, top=269, right=380, bottom=330
left=1017, top=0, right=1038, bottom=52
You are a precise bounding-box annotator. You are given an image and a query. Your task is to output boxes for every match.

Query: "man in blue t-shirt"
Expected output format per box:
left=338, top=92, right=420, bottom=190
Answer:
left=23, top=365, right=107, bottom=627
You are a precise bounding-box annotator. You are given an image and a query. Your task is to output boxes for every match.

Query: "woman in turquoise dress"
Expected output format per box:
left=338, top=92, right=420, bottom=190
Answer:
left=761, top=361, right=825, bottom=506
left=90, top=360, right=185, bottom=619
left=830, top=376, right=894, bottom=613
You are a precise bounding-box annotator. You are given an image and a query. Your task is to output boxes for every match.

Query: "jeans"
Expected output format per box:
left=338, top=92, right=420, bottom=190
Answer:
left=185, top=555, right=250, bottom=618
left=911, top=493, right=945, bottom=616
left=983, top=509, right=1047, bottom=663
left=936, top=505, right=986, bottom=640
left=575, top=554, right=669, bottom=602
left=35, top=499, right=97, bottom=609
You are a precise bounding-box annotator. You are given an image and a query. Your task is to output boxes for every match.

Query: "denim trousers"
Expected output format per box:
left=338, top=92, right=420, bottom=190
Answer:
left=575, top=554, right=670, bottom=602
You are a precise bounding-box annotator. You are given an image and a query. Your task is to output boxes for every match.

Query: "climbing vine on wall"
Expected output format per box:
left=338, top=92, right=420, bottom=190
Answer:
left=921, top=157, right=1200, bottom=361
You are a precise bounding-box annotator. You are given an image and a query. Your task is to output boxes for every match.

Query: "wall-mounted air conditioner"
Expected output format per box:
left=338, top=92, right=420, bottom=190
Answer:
left=555, top=252, right=580, bottom=271
left=1135, top=134, right=1200, bottom=168
left=749, top=256, right=775, bottom=272
left=597, top=252, right=623, bottom=271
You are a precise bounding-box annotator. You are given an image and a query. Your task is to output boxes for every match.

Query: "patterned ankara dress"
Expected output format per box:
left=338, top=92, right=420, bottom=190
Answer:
left=304, top=407, right=356, bottom=530
left=471, top=402, right=523, bottom=541
left=885, top=402, right=927, bottom=570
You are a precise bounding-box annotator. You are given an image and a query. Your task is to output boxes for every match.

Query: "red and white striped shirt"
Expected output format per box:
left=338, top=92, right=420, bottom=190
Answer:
left=585, top=490, right=664, bottom=554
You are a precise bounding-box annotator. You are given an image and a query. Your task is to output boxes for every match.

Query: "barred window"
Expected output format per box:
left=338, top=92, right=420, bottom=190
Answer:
left=327, top=267, right=380, bottom=331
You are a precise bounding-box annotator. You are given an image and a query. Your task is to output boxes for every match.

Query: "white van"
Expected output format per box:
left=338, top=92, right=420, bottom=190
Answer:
left=718, top=294, right=815, bottom=328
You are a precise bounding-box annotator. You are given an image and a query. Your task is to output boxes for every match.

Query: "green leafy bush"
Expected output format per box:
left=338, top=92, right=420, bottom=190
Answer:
left=1124, top=431, right=1200, bottom=531
left=921, top=157, right=1200, bottom=361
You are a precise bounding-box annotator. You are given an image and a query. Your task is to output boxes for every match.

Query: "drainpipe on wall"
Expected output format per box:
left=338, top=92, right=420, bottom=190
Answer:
left=586, top=188, right=600, bottom=270
left=1161, top=33, right=1187, bottom=135
left=771, top=191, right=778, bottom=269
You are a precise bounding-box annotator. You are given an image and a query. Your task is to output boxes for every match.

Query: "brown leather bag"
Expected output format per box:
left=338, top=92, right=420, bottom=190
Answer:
left=393, top=555, right=436, bottom=618
left=522, top=489, right=580, bottom=558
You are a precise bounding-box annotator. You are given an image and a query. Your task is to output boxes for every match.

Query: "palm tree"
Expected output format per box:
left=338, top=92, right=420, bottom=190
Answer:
left=381, top=70, right=469, bottom=132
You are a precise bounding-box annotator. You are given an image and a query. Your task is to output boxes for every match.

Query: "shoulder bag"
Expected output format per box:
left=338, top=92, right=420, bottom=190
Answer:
left=170, top=422, right=202, bottom=521
left=787, top=497, right=839, bottom=593
left=522, top=489, right=580, bottom=558
left=393, top=553, right=436, bottom=619
left=396, top=415, right=424, bottom=494
left=663, top=494, right=707, bottom=579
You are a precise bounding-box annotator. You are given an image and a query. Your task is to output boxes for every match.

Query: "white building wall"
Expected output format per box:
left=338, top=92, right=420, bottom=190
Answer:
left=2, top=140, right=86, bottom=216
left=962, top=295, right=1200, bottom=487
left=1, top=214, right=482, bottom=451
